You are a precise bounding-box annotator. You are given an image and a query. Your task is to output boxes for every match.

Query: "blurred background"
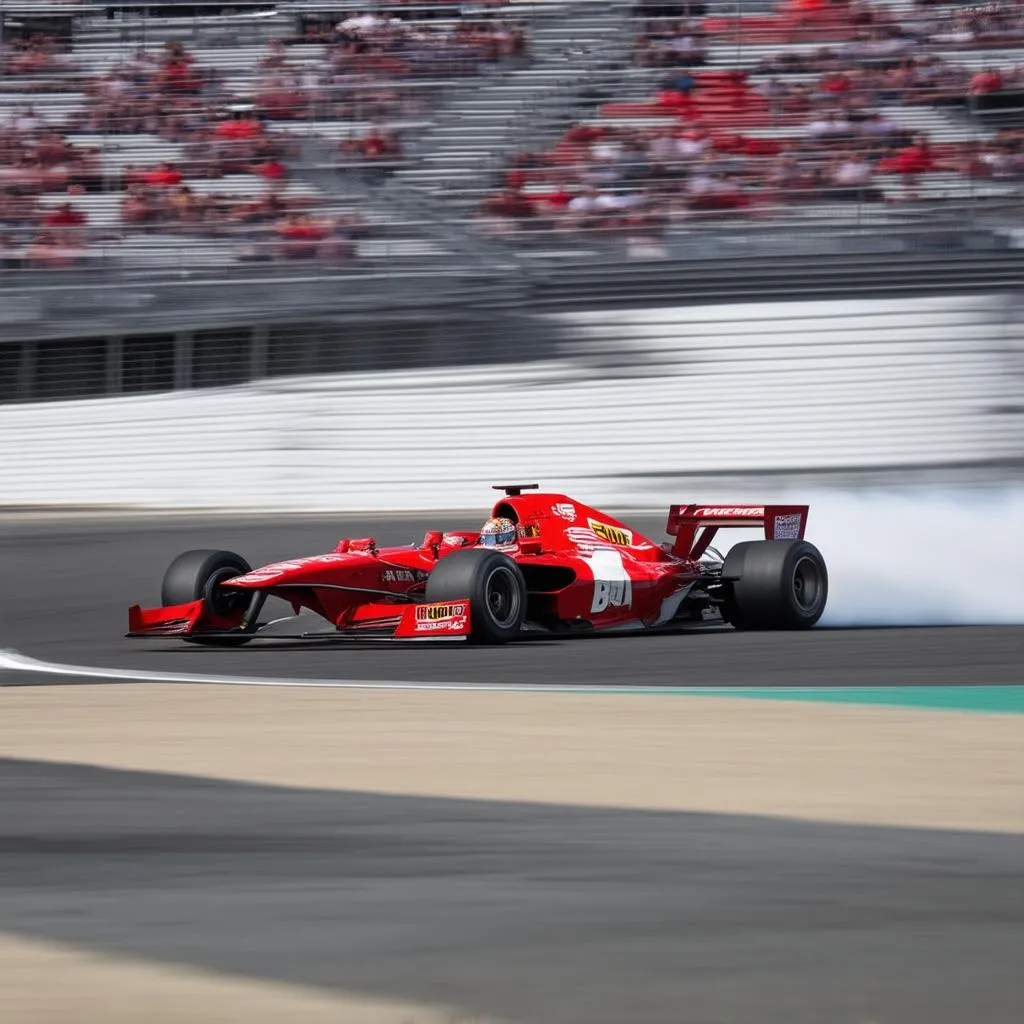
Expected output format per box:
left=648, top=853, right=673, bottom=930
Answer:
left=2, top=5, right=1024, bottom=1020
left=0, top=0, right=1022, bottom=516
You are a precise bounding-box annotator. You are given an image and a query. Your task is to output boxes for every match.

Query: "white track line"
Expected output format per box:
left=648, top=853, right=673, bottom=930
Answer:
left=0, top=647, right=691, bottom=694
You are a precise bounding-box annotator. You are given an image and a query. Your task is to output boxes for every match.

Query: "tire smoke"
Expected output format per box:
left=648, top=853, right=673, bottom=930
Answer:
left=793, top=488, right=1024, bottom=626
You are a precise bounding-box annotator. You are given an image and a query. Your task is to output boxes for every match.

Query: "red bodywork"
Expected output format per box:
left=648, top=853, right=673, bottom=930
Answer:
left=127, top=491, right=809, bottom=643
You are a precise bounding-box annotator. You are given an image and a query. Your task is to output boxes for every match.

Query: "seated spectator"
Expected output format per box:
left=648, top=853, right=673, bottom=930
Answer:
left=817, top=71, right=853, bottom=98
left=231, top=192, right=288, bottom=224
left=877, top=134, right=938, bottom=199
left=970, top=141, right=1024, bottom=179
left=120, top=186, right=155, bottom=226
left=566, top=186, right=606, bottom=215
left=806, top=110, right=855, bottom=140
left=166, top=185, right=201, bottom=223
left=970, top=68, right=1005, bottom=97
left=256, top=75, right=306, bottom=120
left=530, top=183, right=575, bottom=212
left=647, top=128, right=684, bottom=173
left=881, top=134, right=937, bottom=174
left=482, top=187, right=535, bottom=220
left=276, top=212, right=328, bottom=259
left=685, top=154, right=752, bottom=212
left=860, top=111, right=908, bottom=146
left=140, top=162, right=184, bottom=188
left=156, top=40, right=201, bottom=95
left=252, top=157, right=288, bottom=182
left=215, top=112, right=264, bottom=142
left=361, top=126, right=401, bottom=160
left=826, top=150, right=883, bottom=201
left=43, top=202, right=87, bottom=230
left=339, top=128, right=403, bottom=165
left=676, top=127, right=712, bottom=159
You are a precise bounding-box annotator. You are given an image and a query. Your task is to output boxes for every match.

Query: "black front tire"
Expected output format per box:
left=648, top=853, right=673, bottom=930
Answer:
left=161, top=549, right=253, bottom=646
left=425, top=549, right=526, bottom=644
left=721, top=540, right=828, bottom=630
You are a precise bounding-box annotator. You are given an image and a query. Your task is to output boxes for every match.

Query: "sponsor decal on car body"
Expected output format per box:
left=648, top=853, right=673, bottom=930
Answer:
left=551, top=503, right=577, bottom=522
left=413, top=601, right=468, bottom=633
left=382, top=568, right=417, bottom=583
left=414, top=616, right=468, bottom=632
left=564, top=526, right=608, bottom=550
left=587, top=518, right=633, bottom=546
left=415, top=602, right=467, bottom=623
left=772, top=513, right=802, bottom=539
left=589, top=548, right=633, bottom=613
left=693, top=507, right=765, bottom=518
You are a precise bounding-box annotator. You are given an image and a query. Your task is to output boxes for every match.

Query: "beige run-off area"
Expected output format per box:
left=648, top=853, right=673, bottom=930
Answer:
left=4, top=683, right=1023, bottom=833
left=1, top=933, right=495, bottom=1024
left=3, top=683, right=1023, bottom=1023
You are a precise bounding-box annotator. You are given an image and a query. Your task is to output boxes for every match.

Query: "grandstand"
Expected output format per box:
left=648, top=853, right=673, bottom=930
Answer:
left=0, top=0, right=1022, bottom=400
left=476, top=0, right=1024, bottom=258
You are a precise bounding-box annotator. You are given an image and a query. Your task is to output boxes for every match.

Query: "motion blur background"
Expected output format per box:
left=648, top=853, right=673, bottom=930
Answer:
left=0, top=0, right=1023, bottom=605
left=2, top=6, right=1024, bottom=1022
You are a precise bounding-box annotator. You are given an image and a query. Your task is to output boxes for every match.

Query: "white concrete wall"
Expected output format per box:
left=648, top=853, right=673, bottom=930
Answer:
left=2, top=295, right=1020, bottom=511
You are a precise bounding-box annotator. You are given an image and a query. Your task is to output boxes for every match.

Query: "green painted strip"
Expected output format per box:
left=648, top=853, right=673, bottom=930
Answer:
left=678, top=686, right=1024, bottom=714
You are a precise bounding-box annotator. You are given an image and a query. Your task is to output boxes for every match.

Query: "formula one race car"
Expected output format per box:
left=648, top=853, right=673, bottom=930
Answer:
left=127, top=486, right=828, bottom=646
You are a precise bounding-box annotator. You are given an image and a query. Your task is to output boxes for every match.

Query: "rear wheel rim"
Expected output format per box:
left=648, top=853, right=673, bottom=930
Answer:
left=484, top=566, right=521, bottom=628
left=792, top=556, right=823, bottom=614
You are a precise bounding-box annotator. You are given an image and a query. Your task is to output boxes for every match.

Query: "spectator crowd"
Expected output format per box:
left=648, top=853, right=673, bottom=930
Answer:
left=479, top=0, right=1024, bottom=241
left=0, top=2, right=526, bottom=268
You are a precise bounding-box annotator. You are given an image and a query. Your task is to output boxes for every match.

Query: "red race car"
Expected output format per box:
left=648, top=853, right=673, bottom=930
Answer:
left=127, top=485, right=828, bottom=645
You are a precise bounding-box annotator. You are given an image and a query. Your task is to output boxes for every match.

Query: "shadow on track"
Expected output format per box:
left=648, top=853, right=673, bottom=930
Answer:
left=3, top=757, right=1022, bottom=1024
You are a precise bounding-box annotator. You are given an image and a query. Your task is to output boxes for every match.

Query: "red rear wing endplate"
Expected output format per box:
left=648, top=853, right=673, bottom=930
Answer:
left=667, top=504, right=809, bottom=560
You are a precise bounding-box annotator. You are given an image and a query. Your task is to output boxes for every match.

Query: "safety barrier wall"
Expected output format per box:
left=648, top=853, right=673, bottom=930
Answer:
left=1, top=293, right=1021, bottom=510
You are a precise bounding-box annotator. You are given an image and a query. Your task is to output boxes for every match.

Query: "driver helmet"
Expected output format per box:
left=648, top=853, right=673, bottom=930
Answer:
left=479, top=516, right=517, bottom=549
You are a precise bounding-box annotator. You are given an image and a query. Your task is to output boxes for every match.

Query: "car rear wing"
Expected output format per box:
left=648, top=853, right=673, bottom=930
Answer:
left=666, top=504, right=809, bottom=560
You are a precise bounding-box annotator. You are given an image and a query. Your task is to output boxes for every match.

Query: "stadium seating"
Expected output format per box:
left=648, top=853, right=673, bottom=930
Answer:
left=477, top=0, right=1024, bottom=246
left=2, top=0, right=1022, bottom=271
left=0, top=0, right=531, bottom=269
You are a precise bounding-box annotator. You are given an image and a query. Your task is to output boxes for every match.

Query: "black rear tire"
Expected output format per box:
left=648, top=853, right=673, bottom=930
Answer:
left=721, top=540, right=827, bottom=630
left=425, top=549, right=526, bottom=644
left=161, top=549, right=253, bottom=646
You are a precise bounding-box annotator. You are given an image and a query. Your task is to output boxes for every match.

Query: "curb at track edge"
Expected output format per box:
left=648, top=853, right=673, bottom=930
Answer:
left=2, top=648, right=1023, bottom=714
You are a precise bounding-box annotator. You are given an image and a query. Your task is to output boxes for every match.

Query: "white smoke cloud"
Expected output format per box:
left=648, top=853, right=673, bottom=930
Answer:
left=794, top=488, right=1024, bottom=626
left=678, top=486, right=1024, bottom=626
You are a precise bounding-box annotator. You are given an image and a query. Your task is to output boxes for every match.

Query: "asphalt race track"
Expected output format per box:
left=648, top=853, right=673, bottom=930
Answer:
left=3, top=753, right=1022, bottom=1024
left=2, top=515, right=1023, bottom=1023
left=1, top=514, right=1023, bottom=686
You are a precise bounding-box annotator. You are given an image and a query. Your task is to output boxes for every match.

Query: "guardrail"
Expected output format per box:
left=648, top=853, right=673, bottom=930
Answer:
left=2, top=246, right=1022, bottom=402
left=1, top=291, right=1021, bottom=509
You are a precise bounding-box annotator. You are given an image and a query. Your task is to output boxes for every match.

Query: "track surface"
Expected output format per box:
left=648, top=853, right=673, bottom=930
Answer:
left=3, top=753, right=1022, bottom=1024
left=1, top=515, right=1023, bottom=685
left=2, top=516, right=1023, bottom=1023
